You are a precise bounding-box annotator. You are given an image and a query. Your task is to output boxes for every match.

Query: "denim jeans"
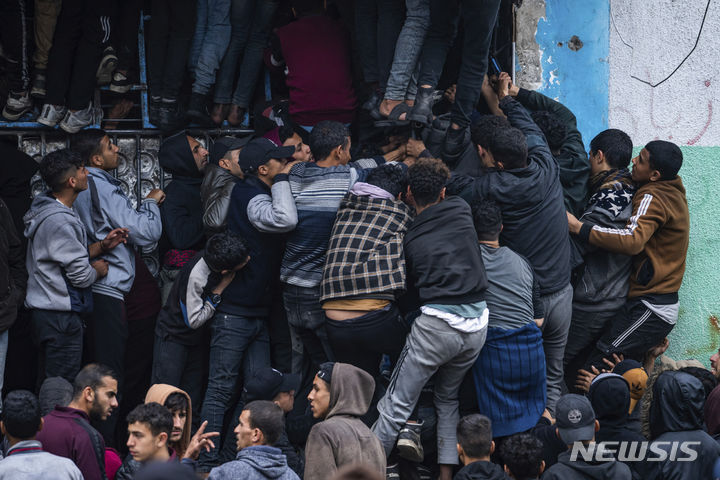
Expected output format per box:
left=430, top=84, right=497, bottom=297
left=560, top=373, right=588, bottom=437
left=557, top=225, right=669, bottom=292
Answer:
left=31, top=309, right=84, bottom=383
left=188, top=0, right=232, bottom=95
left=213, top=0, right=278, bottom=106
left=354, top=0, right=404, bottom=91
left=151, top=335, right=207, bottom=431
left=282, top=284, right=334, bottom=378
left=539, top=283, right=573, bottom=415
left=416, top=0, right=459, bottom=88
left=383, top=0, right=430, bottom=101
left=198, top=313, right=270, bottom=471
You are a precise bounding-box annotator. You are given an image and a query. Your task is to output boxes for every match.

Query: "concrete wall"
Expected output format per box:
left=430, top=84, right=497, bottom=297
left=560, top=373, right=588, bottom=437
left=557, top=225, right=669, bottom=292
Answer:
left=516, top=0, right=719, bottom=363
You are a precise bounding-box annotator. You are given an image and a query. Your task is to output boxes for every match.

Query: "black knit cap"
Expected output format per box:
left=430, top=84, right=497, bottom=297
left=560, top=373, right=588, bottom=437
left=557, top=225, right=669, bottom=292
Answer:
left=317, top=362, right=335, bottom=385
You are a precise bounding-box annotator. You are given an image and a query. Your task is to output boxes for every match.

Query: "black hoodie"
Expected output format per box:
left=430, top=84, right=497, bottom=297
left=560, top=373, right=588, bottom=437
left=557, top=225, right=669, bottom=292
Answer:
left=453, top=460, right=507, bottom=480
left=159, top=132, right=206, bottom=254
left=635, top=371, right=720, bottom=480
left=0, top=140, right=39, bottom=243
left=403, top=196, right=487, bottom=307
left=542, top=449, right=631, bottom=479
left=588, top=374, right=645, bottom=446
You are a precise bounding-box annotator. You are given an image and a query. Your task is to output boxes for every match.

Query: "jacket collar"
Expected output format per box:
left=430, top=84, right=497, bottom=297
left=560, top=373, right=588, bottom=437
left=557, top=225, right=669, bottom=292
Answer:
left=87, top=166, right=122, bottom=186
left=7, top=440, right=43, bottom=456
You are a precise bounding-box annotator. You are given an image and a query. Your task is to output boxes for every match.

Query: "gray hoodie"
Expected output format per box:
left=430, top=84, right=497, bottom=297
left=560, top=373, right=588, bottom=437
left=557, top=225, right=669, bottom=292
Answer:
left=24, top=192, right=97, bottom=312
left=208, top=446, right=299, bottom=480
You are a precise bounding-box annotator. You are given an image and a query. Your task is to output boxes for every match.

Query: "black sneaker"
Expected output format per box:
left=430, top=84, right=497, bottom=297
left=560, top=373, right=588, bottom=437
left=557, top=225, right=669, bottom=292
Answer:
left=408, top=86, right=435, bottom=126
left=386, top=463, right=400, bottom=480
left=186, top=92, right=209, bottom=125
left=109, top=71, right=132, bottom=93
left=158, top=100, right=186, bottom=132
left=396, top=422, right=424, bottom=462
left=31, top=70, right=47, bottom=98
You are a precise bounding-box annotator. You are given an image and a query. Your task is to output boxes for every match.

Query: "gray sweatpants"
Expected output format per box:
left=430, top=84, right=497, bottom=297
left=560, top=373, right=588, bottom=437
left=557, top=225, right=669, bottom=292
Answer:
left=372, top=313, right=487, bottom=465
left=539, top=283, right=573, bottom=415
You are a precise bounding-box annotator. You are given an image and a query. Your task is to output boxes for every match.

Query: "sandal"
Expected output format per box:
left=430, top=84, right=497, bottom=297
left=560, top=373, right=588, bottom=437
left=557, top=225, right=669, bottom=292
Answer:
left=374, top=102, right=411, bottom=127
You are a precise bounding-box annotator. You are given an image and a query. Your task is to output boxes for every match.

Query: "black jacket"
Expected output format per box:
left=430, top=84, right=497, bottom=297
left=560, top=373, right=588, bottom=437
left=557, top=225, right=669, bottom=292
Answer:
left=403, top=196, right=487, bottom=306
left=542, top=450, right=631, bottom=479
left=454, top=461, right=507, bottom=480
left=447, top=96, right=571, bottom=296
left=159, top=132, right=206, bottom=253
left=0, top=140, right=38, bottom=242
left=636, top=371, right=720, bottom=480
left=515, top=88, right=590, bottom=217
left=0, top=199, right=26, bottom=332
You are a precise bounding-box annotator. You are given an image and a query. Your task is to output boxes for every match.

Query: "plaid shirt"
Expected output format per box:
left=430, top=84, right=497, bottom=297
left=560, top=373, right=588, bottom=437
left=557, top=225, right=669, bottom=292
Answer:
left=320, top=192, right=413, bottom=303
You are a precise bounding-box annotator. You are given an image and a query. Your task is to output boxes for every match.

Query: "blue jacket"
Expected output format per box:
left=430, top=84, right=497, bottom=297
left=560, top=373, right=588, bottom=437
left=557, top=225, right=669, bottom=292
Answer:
left=208, top=446, right=300, bottom=480
left=75, top=167, right=162, bottom=298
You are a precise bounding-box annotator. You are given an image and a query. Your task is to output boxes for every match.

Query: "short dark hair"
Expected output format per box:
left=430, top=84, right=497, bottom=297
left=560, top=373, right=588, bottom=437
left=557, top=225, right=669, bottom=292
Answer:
left=70, top=128, right=107, bottom=166
left=456, top=414, right=492, bottom=458
left=309, top=121, right=350, bottom=162
left=40, top=148, right=85, bottom=192
left=490, top=127, right=528, bottom=169
left=679, top=366, right=718, bottom=399
left=278, top=122, right=308, bottom=145
left=127, top=402, right=173, bottom=438
left=72, top=363, right=117, bottom=399
left=164, top=392, right=189, bottom=414
left=408, top=158, right=450, bottom=207
left=470, top=115, right=511, bottom=150
left=645, top=140, right=683, bottom=180
left=2, top=390, right=41, bottom=439
left=530, top=111, right=567, bottom=151
left=365, top=164, right=408, bottom=198
left=589, top=129, right=633, bottom=169
left=204, top=232, right=249, bottom=273
left=244, top=400, right=285, bottom=446
left=499, top=433, right=544, bottom=480
left=471, top=198, right=502, bottom=241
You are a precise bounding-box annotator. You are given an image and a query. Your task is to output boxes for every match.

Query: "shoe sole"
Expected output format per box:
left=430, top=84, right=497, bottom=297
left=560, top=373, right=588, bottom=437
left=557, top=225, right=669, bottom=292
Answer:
left=396, top=439, right=424, bottom=462
left=96, top=57, right=118, bottom=85
left=37, top=117, right=61, bottom=127
left=109, top=84, right=132, bottom=94
left=2, top=107, right=31, bottom=121
left=30, top=88, right=46, bottom=98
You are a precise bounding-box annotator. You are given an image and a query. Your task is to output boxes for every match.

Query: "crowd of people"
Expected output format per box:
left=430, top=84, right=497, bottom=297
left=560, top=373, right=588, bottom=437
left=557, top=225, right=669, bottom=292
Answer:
left=0, top=0, right=718, bottom=480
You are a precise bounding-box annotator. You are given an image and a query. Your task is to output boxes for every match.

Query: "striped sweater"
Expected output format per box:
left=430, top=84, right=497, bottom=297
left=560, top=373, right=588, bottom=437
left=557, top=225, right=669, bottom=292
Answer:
left=281, top=157, right=383, bottom=287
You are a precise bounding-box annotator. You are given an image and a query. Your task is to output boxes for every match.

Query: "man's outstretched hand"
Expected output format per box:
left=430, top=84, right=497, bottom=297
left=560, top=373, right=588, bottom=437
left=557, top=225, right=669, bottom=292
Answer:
left=102, top=228, right=129, bottom=251
left=183, top=420, right=220, bottom=461
left=567, top=211, right=582, bottom=235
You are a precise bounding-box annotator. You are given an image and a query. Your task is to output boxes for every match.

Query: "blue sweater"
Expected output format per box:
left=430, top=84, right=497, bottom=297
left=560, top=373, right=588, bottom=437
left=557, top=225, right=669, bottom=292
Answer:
left=281, top=157, right=382, bottom=288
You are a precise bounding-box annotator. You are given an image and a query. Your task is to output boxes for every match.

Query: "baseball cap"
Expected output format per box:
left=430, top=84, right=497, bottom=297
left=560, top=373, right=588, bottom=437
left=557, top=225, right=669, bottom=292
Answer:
left=210, top=136, right=252, bottom=165
left=237, top=138, right=295, bottom=173
left=243, top=368, right=301, bottom=402
left=613, top=359, right=648, bottom=413
left=555, top=394, right=596, bottom=444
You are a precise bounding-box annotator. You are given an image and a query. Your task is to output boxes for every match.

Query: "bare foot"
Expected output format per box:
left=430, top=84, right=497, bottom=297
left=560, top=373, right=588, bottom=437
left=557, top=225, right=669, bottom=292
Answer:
left=227, top=104, right=246, bottom=127
left=379, top=99, right=405, bottom=119
left=210, top=103, right=229, bottom=125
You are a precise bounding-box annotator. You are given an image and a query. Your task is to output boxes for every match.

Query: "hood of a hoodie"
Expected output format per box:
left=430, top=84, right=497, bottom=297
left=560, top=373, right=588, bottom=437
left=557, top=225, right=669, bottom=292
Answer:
left=556, top=450, right=629, bottom=479
left=23, top=191, right=78, bottom=238
left=237, top=446, right=290, bottom=479
left=326, top=363, right=375, bottom=419
left=649, top=370, right=704, bottom=439
left=159, top=132, right=203, bottom=179
left=145, top=384, right=192, bottom=456
left=454, top=460, right=506, bottom=480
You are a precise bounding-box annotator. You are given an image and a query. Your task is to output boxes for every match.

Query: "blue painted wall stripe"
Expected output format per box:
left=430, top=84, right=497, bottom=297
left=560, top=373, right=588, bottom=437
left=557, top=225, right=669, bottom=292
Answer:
left=535, top=0, right=610, bottom=149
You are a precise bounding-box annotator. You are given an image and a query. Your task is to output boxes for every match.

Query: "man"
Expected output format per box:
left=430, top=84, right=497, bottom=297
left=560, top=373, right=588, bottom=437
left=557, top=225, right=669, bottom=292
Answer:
left=542, top=394, right=631, bottom=479
left=158, top=132, right=210, bottom=302
left=24, top=149, right=127, bottom=382
left=153, top=230, right=249, bottom=429
left=282, top=120, right=387, bottom=376
left=36, top=0, right=113, bottom=132
left=37, top=364, right=118, bottom=480
left=123, top=403, right=199, bottom=472
left=72, top=129, right=164, bottom=436
left=208, top=400, right=300, bottom=480
left=0, top=198, right=26, bottom=408
left=469, top=199, right=546, bottom=438
left=145, top=385, right=194, bottom=458
left=279, top=124, right=312, bottom=163
left=306, top=363, right=385, bottom=480
left=564, top=129, right=636, bottom=391
left=568, top=140, right=689, bottom=367
left=244, top=368, right=303, bottom=476
left=636, top=370, right=720, bottom=479
left=321, top=163, right=412, bottom=378
left=453, top=414, right=505, bottom=480
left=198, top=138, right=298, bottom=471
left=509, top=82, right=590, bottom=216
left=0, top=390, right=83, bottom=479
left=373, top=159, right=488, bottom=479
left=448, top=73, right=572, bottom=414
left=498, top=434, right=545, bottom=480
left=201, top=136, right=251, bottom=234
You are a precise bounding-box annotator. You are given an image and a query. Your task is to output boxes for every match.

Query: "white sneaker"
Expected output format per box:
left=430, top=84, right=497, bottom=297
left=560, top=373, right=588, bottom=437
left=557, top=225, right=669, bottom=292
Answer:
left=37, top=103, right=67, bottom=127
left=59, top=104, right=96, bottom=133
left=2, top=90, right=33, bottom=120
